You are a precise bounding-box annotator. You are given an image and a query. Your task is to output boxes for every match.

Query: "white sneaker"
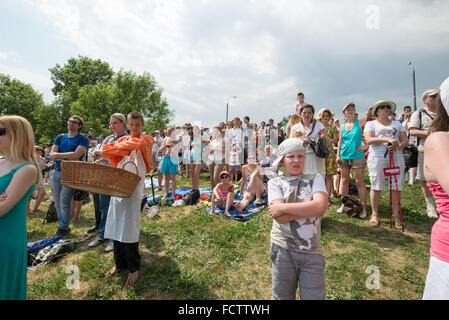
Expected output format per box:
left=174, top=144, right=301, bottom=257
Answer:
left=359, top=208, right=367, bottom=219
left=104, top=242, right=114, bottom=252
left=427, top=207, right=439, bottom=219
left=337, top=204, right=344, bottom=214
left=88, top=236, right=104, bottom=247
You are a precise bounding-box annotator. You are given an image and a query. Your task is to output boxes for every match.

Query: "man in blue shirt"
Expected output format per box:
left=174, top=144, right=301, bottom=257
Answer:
left=50, top=115, right=89, bottom=236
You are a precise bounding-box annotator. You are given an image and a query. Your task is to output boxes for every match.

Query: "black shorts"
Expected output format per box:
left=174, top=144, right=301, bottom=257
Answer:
left=73, top=190, right=90, bottom=201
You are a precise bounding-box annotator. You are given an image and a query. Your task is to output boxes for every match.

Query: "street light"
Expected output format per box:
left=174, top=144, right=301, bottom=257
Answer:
left=226, top=96, right=237, bottom=123
left=408, top=61, right=417, bottom=111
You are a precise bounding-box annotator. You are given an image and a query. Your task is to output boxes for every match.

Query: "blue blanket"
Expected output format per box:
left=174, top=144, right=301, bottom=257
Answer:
left=205, top=190, right=268, bottom=221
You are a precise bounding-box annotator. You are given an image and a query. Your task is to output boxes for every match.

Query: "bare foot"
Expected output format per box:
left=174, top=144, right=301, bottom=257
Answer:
left=105, top=267, right=121, bottom=276
left=125, top=270, right=139, bottom=286
left=224, top=211, right=231, bottom=217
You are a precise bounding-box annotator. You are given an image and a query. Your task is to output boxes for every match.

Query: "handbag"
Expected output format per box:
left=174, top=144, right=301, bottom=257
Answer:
left=307, top=121, right=330, bottom=158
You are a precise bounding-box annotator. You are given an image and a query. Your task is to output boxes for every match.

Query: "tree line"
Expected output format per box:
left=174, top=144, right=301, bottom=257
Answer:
left=0, top=55, right=173, bottom=144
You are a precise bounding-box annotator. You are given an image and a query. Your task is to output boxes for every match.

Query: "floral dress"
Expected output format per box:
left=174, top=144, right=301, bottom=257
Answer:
left=324, top=125, right=338, bottom=175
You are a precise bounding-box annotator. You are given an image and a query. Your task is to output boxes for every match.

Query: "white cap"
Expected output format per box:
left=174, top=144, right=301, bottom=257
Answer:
left=272, top=138, right=305, bottom=168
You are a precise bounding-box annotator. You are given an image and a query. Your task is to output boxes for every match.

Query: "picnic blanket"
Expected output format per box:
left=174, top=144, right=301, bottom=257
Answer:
left=203, top=189, right=268, bottom=221
left=144, top=177, right=164, bottom=189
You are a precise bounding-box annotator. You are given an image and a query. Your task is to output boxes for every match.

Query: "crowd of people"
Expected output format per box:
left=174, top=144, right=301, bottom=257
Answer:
left=1, top=81, right=448, bottom=300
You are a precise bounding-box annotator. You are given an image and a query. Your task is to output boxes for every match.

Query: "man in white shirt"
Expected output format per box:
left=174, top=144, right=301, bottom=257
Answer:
left=408, top=89, right=439, bottom=218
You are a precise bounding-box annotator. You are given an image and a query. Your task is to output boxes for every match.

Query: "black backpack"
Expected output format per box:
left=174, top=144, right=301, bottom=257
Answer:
left=43, top=201, right=58, bottom=224
left=184, top=189, right=200, bottom=205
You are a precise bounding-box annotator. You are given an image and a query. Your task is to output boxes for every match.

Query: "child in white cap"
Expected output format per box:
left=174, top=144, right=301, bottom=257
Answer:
left=267, top=138, right=328, bottom=300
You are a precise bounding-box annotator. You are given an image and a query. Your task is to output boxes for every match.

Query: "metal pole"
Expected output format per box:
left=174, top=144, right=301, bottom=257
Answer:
left=412, top=67, right=417, bottom=112
left=226, top=102, right=229, bottom=124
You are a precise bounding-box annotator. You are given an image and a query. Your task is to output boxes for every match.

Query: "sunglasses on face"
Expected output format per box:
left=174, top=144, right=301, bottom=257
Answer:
left=221, top=175, right=230, bottom=179
left=377, top=105, right=391, bottom=110
left=0, top=127, right=5, bottom=136
left=68, top=119, right=81, bottom=125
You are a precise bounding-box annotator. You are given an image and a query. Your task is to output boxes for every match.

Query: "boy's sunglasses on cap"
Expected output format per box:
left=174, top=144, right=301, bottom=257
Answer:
left=68, top=119, right=81, bottom=125
left=0, top=127, right=6, bottom=136
left=377, top=105, right=391, bottom=110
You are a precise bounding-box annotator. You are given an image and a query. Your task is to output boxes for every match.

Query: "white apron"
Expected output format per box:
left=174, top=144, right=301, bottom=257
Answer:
left=104, top=149, right=146, bottom=243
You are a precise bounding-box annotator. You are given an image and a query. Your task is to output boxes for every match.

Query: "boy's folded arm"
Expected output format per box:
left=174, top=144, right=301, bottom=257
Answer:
left=271, top=192, right=328, bottom=222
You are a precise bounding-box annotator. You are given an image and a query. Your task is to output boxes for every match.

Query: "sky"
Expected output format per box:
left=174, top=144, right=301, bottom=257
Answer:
left=1, top=0, right=449, bottom=128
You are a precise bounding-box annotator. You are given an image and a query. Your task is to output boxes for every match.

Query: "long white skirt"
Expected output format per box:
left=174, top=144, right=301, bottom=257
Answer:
left=303, top=151, right=325, bottom=178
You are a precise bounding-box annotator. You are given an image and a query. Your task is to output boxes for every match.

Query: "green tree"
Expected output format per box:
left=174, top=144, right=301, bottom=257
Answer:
left=69, top=82, right=116, bottom=136
left=0, top=73, right=45, bottom=130
left=32, top=103, right=64, bottom=144
left=68, top=69, right=173, bottom=136
left=48, top=55, right=114, bottom=122
left=112, top=69, right=173, bottom=133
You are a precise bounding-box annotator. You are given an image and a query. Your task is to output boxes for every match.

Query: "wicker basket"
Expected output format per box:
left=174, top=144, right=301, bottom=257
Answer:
left=61, top=161, right=141, bottom=198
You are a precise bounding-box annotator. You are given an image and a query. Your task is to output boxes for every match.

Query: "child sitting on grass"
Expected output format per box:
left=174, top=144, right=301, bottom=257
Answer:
left=267, top=138, right=328, bottom=300
left=209, top=170, right=235, bottom=217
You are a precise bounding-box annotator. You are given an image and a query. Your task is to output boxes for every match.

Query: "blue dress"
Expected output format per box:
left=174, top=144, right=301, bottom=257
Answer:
left=0, top=162, right=36, bottom=300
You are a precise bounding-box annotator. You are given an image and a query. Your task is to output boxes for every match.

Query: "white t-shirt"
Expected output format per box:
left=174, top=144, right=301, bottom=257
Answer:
left=268, top=173, right=327, bottom=254
left=364, top=120, right=406, bottom=158
left=209, top=138, right=224, bottom=162
left=152, top=136, right=164, bottom=153
left=408, top=108, right=436, bottom=152
left=228, top=127, right=245, bottom=146
left=291, top=121, right=325, bottom=153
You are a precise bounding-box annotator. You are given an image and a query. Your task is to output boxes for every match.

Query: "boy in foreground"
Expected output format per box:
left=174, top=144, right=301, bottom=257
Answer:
left=267, top=138, right=328, bottom=300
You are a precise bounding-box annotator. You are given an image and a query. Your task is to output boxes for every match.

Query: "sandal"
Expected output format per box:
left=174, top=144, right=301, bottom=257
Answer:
left=370, top=216, right=379, bottom=228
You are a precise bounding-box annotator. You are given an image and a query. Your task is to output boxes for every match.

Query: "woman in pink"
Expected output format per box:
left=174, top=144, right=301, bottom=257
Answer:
left=422, top=76, right=449, bottom=299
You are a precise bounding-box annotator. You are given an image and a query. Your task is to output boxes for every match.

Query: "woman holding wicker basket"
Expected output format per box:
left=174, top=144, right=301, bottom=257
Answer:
left=97, top=111, right=153, bottom=286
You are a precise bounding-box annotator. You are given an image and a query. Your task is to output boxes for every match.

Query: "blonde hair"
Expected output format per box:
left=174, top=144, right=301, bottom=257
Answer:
left=0, top=115, right=41, bottom=184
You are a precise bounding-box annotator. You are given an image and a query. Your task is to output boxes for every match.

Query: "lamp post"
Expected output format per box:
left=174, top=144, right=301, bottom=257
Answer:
left=408, top=61, right=417, bottom=111
left=226, top=96, right=237, bottom=124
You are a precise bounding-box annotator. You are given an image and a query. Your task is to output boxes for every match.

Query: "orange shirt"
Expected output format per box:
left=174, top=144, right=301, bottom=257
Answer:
left=102, top=135, right=154, bottom=173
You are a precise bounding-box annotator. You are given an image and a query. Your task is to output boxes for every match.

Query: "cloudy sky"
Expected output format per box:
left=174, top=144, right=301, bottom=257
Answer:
left=1, top=0, right=449, bottom=127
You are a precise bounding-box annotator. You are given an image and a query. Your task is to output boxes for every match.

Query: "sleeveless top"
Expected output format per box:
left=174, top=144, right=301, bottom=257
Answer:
left=427, top=183, right=449, bottom=263
left=0, top=162, right=37, bottom=300
left=340, top=119, right=365, bottom=159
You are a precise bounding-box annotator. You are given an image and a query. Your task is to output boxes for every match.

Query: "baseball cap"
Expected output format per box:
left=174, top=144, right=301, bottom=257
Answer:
left=422, top=89, right=439, bottom=99
left=272, top=138, right=305, bottom=168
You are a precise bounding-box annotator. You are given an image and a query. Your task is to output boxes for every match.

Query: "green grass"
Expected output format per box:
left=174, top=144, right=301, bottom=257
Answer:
left=26, top=170, right=434, bottom=300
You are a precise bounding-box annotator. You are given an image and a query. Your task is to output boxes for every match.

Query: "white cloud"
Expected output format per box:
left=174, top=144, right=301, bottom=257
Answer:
left=0, top=50, right=16, bottom=60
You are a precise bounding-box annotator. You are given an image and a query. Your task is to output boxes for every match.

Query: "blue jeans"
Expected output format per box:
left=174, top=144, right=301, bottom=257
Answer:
left=98, top=194, right=111, bottom=239
left=50, top=170, right=74, bottom=231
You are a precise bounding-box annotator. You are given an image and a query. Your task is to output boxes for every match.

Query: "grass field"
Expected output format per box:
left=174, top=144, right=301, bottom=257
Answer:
left=26, top=170, right=435, bottom=300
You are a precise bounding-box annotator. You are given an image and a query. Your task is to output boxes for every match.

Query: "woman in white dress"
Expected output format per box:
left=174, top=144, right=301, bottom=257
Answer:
left=99, top=111, right=154, bottom=286
left=290, top=104, right=328, bottom=178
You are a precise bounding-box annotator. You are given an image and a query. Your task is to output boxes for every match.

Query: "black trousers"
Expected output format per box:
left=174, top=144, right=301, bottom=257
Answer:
left=113, top=241, right=141, bottom=273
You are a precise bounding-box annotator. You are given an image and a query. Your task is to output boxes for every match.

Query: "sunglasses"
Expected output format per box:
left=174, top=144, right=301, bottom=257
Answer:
left=68, top=119, right=81, bottom=125
left=221, top=175, right=230, bottom=179
left=0, top=127, right=5, bottom=136
left=377, top=105, right=391, bottom=110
